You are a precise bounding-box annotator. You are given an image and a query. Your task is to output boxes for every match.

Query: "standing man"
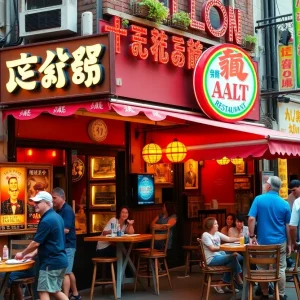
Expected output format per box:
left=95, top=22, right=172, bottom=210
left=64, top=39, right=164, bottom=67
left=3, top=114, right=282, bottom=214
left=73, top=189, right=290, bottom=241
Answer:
left=15, top=191, right=68, bottom=300
left=248, top=176, right=291, bottom=300
left=52, top=187, right=81, bottom=300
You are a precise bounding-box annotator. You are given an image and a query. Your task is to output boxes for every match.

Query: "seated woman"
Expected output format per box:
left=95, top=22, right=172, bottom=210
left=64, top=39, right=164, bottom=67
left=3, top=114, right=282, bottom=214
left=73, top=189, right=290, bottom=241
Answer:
left=228, top=213, right=249, bottom=238
left=221, top=213, right=236, bottom=236
left=151, top=201, right=177, bottom=250
left=96, top=206, right=135, bottom=257
left=201, top=217, right=243, bottom=294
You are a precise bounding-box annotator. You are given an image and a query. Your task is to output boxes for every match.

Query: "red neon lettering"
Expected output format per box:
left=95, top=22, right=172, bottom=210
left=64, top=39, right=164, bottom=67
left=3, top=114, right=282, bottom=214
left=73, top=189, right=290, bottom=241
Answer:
left=171, top=36, right=185, bottom=68
left=129, top=25, right=149, bottom=60
left=202, top=0, right=228, bottom=38
left=150, top=29, right=169, bottom=64
left=186, top=39, right=203, bottom=69
left=169, top=0, right=178, bottom=15
left=225, top=7, right=242, bottom=45
left=102, top=16, right=127, bottom=54
left=189, top=0, right=205, bottom=31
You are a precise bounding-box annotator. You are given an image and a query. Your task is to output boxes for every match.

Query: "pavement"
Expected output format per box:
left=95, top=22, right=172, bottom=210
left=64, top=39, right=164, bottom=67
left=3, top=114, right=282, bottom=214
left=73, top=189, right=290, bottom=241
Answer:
left=78, top=265, right=298, bottom=299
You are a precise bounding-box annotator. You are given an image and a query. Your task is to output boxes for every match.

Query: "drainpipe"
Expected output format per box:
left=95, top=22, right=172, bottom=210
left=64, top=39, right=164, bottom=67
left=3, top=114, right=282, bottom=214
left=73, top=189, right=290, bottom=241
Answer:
left=97, top=0, right=103, bottom=33
left=5, top=0, right=11, bottom=45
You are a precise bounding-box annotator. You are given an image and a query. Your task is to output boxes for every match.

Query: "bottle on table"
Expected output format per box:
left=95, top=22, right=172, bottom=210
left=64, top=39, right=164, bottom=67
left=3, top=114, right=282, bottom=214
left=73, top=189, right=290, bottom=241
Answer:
left=111, top=223, right=116, bottom=237
left=117, top=223, right=121, bottom=237
left=3, top=245, right=9, bottom=261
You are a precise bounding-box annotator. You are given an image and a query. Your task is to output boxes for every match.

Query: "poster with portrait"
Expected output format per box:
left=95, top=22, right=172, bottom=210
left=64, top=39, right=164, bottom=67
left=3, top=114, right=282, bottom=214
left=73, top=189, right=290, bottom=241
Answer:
left=27, top=167, right=51, bottom=228
left=0, top=167, right=26, bottom=230
left=184, top=159, right=199, bottom=190
left=146, top=163, right=173, bottom=184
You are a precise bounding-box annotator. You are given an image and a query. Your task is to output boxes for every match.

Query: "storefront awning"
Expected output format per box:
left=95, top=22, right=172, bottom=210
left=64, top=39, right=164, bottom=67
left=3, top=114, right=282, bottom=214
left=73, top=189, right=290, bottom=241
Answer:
left=3, top=100, right=300, bottom=160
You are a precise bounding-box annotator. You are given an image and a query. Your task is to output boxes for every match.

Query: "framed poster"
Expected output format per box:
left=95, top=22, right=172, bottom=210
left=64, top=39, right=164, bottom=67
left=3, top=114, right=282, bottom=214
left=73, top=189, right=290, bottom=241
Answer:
left=146, top=163, right=173, bottom=184
left=89, top=212, right=115, bottom=233
left=90, top=183, right=116, bottom=208
left=234, top=161, right=247, bottom=175
left=184, top=159, right=199, bottom=190
left=90, top=156, right=116, bottom=180
left=261, top=171, right=274, bottom=194
left=187, top=195, right=204, bottom=218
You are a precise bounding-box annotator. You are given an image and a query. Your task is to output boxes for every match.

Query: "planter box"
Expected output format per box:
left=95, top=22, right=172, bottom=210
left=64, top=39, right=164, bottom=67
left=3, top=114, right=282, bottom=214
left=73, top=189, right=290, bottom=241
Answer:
left=131, top=2, right=150, bottom=19
left=168, top=18, right=189, bottom=30
left=243, top=41, right=255, bottom=52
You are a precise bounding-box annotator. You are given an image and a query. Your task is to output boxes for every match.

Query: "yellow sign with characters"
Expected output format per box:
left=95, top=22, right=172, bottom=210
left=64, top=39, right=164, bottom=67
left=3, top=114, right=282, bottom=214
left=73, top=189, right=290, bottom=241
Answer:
left=278, top=158, right=288, bottom=199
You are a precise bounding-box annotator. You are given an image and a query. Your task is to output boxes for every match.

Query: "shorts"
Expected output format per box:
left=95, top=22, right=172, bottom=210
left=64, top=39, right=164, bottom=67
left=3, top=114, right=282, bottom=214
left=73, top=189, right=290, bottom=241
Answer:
left=37, top=268, right=66, bottom=293
left=66, top=248, right=76, bottom=274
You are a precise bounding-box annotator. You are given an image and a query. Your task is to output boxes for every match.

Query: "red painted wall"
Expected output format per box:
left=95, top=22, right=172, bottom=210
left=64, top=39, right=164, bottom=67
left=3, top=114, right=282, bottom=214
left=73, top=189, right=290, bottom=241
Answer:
left=16, top=114, right=125, bottom=145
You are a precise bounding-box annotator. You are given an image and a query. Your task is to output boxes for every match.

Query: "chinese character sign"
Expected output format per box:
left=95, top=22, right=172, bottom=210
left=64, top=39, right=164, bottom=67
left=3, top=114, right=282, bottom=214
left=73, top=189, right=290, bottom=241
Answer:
left=277, top=44, right=295, bottom=91
left=278, top=158, right=288, bottom=199
left=278, top=101, right=300, bottom=135
left=193, top=44, right=258, bottom=122
left=293, top=0, right=300, bottom=88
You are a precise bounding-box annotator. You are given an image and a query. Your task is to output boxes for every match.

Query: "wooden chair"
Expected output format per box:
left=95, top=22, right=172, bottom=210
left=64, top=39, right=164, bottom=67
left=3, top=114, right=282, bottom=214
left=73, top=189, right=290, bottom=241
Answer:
left=9, top=240, right=35, bottom=300
left=90, top=257, right=117, bottom=300
left=286, top=245, right=300, bottom=299
left=182, top=221, right=202, bottom=276
left=245, top=244, right=281, bottom=300
left=198, top=239, right=236, bottom=300
left=134, top=224, right=172, bottom=295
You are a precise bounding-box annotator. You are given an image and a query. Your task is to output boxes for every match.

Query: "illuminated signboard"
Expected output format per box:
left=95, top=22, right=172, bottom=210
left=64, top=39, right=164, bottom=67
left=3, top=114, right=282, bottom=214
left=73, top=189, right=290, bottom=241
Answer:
left=193, top=44, right=258, bottom=122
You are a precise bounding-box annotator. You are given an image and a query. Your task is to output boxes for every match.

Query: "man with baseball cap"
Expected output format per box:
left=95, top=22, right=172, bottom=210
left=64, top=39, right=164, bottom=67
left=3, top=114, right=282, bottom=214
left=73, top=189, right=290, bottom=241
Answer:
left=288, top=180, right=300, bottom=251
left=15, top=191, right=68, bottom=300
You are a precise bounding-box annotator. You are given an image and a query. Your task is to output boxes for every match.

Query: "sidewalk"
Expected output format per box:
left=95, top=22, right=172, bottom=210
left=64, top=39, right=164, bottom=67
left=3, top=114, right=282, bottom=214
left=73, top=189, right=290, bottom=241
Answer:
left=78, top=265, right=298, bottom=299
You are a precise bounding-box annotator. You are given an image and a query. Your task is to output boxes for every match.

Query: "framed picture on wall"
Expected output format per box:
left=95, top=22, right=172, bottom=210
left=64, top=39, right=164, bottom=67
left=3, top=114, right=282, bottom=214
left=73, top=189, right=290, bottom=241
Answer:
left=90, top=156, right=116, bottom=180
left=146, top=163, right=173, bottom=184
left=89, top=212, right=115, bottom=233
left=90, top=183, right=116, bottom=208
left=184, top=159, right=199, bottom=190
left=234, top=161, right=247, bottom=175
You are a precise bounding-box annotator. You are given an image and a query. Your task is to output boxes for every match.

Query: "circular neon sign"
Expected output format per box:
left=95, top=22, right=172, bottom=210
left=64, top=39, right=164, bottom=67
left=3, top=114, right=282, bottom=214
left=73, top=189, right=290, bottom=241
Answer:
left=193, top=44, right=258, bottom=122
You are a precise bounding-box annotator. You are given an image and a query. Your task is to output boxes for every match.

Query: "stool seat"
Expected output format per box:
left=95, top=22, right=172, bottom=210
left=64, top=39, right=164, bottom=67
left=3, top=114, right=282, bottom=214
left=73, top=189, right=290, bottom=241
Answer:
left=92, top=257, right=117, bottom=263
left=10, top=277, right=35, bottom=300
left=11, top=277, right=35, bottom=284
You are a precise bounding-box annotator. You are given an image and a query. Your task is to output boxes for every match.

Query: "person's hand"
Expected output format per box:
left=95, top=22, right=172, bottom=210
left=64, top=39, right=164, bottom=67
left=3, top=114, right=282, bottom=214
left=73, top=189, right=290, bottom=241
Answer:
left=233, top=252, right=239, bottom=257
left=15, top=252, right=24, bottom=260
left=287, top=244, right=292, bottom=256
left=292, top=242, right=298, bottom=252
left=127, top=220, right=134, bottom=225
left=250, top=236, right=258, bottom=245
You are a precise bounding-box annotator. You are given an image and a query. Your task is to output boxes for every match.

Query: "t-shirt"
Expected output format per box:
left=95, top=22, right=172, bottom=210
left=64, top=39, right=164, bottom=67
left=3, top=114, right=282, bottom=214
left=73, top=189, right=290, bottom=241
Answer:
left=34, top=209, right=68, bottom=271
left=289, top=196, right=300, bottom=241
left=248, top=191, right=291, bottom=245
left=97, top=217, right=127, bottom=250
left=201, top=231, right=227, bottom=264
left=56, top=202, right=76, bottom=249
left=228, top=226, right=249, bottom=238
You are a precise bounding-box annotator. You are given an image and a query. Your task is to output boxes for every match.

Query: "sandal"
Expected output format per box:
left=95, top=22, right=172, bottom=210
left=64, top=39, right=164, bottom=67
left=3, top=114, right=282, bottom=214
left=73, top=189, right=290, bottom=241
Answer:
left=69, top=295, right=82, bottom=300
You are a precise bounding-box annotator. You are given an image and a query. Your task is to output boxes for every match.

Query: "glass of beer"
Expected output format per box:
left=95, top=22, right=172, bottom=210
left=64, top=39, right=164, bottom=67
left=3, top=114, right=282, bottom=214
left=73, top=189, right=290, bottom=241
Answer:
left=239, top=236, right=245, bottom=245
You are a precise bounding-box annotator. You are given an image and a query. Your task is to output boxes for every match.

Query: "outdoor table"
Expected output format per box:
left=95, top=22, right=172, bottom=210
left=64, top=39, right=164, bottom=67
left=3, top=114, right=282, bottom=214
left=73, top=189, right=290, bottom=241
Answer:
left=0, top=260, right=35, bottom=300
left=84, top=234, right=152, bottom=298
left=220, top=243, right=247, bottom=300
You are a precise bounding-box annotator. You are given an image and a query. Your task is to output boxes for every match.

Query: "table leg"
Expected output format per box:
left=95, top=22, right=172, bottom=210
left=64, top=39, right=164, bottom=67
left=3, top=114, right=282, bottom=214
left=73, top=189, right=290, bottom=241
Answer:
left=116, top=244, right=123, bottom=299
left=0, top=273, right=9, bottom=300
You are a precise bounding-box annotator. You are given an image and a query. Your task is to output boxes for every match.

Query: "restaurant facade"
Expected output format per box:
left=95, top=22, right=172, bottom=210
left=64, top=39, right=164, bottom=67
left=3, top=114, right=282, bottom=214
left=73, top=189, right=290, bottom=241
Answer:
left=1, top=0, right=300, bottom=289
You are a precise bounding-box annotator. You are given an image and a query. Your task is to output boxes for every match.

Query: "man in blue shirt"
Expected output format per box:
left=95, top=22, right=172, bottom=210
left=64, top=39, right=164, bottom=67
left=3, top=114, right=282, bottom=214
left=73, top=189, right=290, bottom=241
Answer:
left=52, top=187, right=81, bottom=300
left=15, top=191, right=68, bottom=300
left=248, top=176, right=291, bottom=300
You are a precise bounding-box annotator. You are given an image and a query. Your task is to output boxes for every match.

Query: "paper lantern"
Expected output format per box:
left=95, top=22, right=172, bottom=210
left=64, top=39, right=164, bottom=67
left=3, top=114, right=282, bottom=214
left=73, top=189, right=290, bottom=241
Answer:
left=216, top=157, right=230, bottom=165
left=230, top=158, right=243, bottom=165
left=166, top=139, right=187, bottom=163
left=142, top=143, right=162, bottom=164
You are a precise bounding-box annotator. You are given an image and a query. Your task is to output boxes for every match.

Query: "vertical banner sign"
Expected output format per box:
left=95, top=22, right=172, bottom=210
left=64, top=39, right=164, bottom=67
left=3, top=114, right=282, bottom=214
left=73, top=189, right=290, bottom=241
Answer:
left=278, top=158, right=288, bottom=199
left=277, top=44, right=295, bottom=91
left=293, top=0, right=300, bottom=87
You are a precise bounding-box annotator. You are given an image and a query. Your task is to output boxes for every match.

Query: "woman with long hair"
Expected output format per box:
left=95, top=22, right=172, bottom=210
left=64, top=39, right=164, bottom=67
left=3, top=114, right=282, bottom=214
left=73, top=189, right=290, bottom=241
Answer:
left=201, top=217, right=243, bottom=294
left=228, top=213, right=249, bottom=238
left=221, top=213, right=236, bottom=236
left=96, top=206, right=135, bottom=257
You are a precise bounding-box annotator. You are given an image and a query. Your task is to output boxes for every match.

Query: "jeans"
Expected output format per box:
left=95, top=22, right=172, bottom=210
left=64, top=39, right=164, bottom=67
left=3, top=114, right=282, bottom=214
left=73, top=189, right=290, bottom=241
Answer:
left=209, top=253, right=242, bottom=283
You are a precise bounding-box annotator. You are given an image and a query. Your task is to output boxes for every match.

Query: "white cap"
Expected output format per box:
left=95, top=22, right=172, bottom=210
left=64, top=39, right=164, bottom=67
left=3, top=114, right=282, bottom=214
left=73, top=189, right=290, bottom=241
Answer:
left=30, top=191, right=53, bottom=203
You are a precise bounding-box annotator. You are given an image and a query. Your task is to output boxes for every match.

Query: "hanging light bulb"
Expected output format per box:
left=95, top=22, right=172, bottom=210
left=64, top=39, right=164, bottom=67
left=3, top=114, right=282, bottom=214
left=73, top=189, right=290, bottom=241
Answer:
left=142, top=142, right=162, bottom=164
left=27, top=149, right=33, bottom=156
left=230, top=158, right=244, bottom=165
left=166, top=139, right=187, bottom=163
left=52, top=150, right=57, bottom=157
left=216, top=157, right=230, bottom=165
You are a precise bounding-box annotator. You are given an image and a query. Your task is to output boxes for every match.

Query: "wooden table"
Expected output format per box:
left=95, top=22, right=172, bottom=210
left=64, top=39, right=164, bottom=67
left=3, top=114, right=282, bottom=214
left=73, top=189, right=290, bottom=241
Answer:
left=84, top=234, right=152, bottom=298
left=220, top=243, right=247, bottom=300
left=0, top=260, right=35, bottom=300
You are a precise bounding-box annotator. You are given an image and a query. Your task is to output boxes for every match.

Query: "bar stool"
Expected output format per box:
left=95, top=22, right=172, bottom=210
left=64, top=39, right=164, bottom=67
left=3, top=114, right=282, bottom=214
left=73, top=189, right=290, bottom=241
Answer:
left=90, top=257, right=117, bottom=300
left=10, top=277, right=35, bottom=300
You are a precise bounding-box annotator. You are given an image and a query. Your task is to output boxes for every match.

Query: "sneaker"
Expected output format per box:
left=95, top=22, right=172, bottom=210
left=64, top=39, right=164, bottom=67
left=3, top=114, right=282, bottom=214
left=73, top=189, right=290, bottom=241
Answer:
left=224, top=286, right=239, bottom=293
left=69, top=295, right=82, bottom=300
left=279, top=295, right=287, bottom=300
left=214, top=286, right=224, bottom=294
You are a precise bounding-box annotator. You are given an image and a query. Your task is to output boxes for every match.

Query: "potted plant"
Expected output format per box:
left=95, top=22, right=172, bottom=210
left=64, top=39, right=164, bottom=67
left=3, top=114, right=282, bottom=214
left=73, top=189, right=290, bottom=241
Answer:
left=169, top=11, right=191, bottom=30
left=131, top=0, right=169, bottom=24
left=121, top=19, right=129, bottom=29
left=243, top=34, right=257, bottom=51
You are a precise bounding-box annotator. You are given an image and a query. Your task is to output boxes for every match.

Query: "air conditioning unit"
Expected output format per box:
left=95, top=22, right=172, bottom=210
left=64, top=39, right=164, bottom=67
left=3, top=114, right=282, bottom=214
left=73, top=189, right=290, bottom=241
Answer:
left=19, top=0, right=77, bottom=39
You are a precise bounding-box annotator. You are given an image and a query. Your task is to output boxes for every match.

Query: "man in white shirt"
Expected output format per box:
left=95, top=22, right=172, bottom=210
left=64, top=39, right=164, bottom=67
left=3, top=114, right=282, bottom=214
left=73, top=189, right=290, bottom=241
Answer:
left=289, top=180, right=300, bottom=251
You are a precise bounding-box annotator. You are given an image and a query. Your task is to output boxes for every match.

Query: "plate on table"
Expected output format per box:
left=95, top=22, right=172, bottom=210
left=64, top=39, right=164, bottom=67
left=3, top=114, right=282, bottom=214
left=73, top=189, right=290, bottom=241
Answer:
left=5, top=259, right=31, bottom=264
left=223, top=243, right=239, bottom=246
left=123, top=234, right=140, bottom=236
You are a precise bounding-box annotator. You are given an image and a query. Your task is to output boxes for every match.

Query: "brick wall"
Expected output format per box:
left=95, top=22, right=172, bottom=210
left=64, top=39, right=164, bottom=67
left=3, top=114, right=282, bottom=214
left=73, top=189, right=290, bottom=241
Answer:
left=78, top=0, right=98, bottom=34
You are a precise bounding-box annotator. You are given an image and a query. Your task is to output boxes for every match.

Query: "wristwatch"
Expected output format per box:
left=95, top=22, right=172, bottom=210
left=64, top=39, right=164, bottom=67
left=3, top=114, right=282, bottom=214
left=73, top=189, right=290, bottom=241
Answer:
left=249, top=234, right=256, bottom=238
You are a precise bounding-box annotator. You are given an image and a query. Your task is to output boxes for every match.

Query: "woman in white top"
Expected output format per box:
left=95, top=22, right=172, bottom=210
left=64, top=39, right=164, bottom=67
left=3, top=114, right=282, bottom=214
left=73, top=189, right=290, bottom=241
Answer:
left=201, top=217, right=243, bottom=294
left=228, top=213, right=249, bottom=238
left=96, top=206, right=135, bottom=257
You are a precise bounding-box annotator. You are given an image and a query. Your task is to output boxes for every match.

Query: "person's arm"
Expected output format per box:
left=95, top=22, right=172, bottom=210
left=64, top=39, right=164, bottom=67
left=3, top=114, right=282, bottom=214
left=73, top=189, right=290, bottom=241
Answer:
left=167, top=215, right=177, bottom=228
left=248, top=216, right=257, bottom=244
left=219, top=232, right=239, bottom=243
left=151, top=215, right=159, bottom=228
left=102, top=218, right=114, bottom=235
left=125, top=220, right=135, bottom=234
left=201, top=233, right=220, bottom=252
left=15, top=241, right=40, bottom=260
left=23, top=249, right=38, bottom=259
left=289, top=203, right=298, bottom=251
left=228, top=227, right=234, bottom=238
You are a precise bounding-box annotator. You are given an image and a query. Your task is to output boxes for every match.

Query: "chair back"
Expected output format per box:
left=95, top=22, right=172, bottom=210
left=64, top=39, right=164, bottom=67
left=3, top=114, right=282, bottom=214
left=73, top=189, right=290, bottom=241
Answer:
left=10, top=240, right=32, bottom=258
left=197, top=238, right=208, bottom=269
left=290, top=244, right=300, bottom=272
left=245, top=244, right=281, bottom=280
left=188, top=221, right=202, bottom=245
left=149, top=224, right=171, bottom=256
